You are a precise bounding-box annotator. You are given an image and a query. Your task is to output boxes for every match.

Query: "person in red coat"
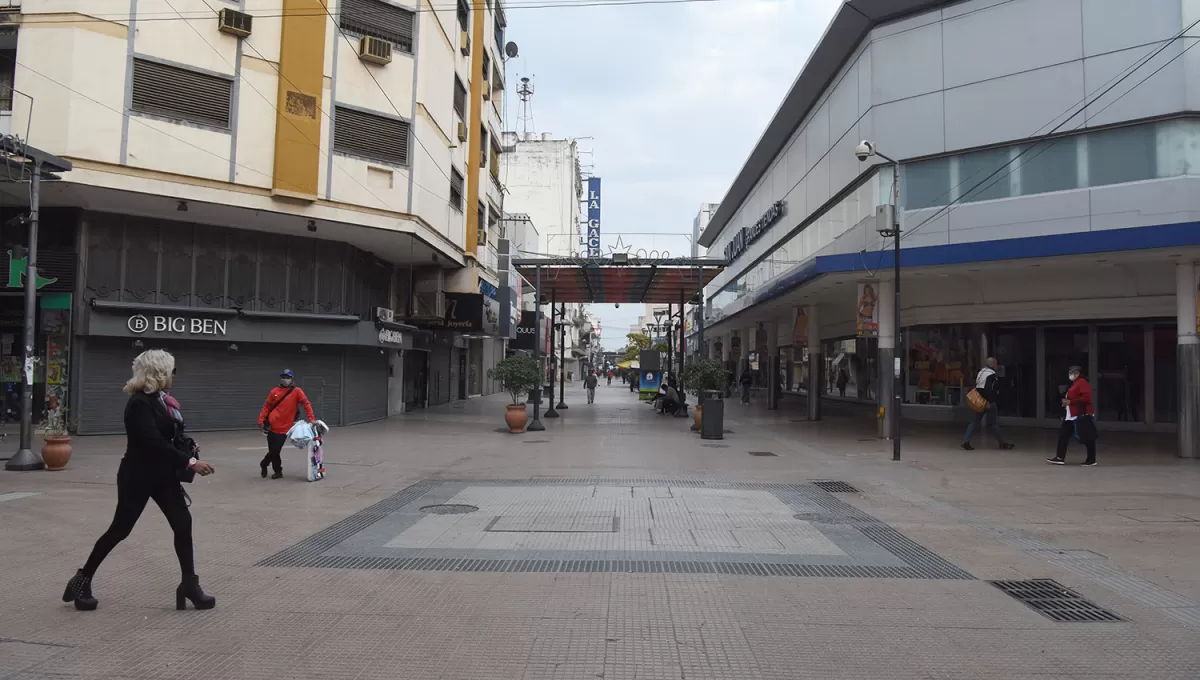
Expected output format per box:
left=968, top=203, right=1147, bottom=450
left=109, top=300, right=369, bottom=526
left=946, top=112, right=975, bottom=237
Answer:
left=1048, top=365, right=1097, bottom=466
left=257, top=369, right=315, bottom=479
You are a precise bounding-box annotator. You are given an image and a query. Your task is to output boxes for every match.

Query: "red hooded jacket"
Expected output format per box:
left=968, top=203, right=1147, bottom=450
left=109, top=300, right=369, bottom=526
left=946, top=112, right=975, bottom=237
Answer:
left=258, top=386, right=315, bottom=434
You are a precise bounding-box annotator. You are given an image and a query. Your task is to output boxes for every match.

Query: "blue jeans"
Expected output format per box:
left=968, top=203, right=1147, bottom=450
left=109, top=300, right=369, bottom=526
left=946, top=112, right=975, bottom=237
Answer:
left=963, top=404, right=1005, bottom=445
left=740, top=384, right=751, bottom=403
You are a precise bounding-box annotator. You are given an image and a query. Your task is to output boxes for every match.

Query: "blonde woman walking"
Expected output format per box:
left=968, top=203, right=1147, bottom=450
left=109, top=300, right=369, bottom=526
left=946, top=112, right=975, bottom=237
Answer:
left=62, top=349, right=216, bottom=611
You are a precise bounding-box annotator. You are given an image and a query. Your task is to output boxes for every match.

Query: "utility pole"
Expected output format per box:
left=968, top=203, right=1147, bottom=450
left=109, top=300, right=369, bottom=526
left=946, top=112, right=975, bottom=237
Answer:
left=4, top=140, right=71, bottom=471
left=528, top=266, right=545, bottom=431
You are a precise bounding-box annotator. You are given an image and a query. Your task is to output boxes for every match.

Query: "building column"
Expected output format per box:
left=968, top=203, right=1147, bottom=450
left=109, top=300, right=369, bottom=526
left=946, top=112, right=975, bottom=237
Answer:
left=877, top=279, right=896, bottom=438
left=1177, top=262, right=1199, bottom=459
left=766, top=320, right=780, bottom=410
left=806, top=304, right=821, bottom=421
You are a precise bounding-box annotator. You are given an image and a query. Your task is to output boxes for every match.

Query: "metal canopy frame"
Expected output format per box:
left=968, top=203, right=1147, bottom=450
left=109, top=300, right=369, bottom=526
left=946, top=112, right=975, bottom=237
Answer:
left=513, top=256, right=726, bottom=305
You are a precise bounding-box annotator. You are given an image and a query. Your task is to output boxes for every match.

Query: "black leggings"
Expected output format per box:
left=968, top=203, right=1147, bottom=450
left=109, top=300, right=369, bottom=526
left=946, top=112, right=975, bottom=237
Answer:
left=82, top=461, right=195, bottom=579
left=262, top=432, right=287, bottom=473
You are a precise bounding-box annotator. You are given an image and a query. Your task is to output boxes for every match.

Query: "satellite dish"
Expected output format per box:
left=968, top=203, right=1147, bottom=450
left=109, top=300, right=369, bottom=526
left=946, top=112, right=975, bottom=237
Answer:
left=504, top=41, right=519, bottom=59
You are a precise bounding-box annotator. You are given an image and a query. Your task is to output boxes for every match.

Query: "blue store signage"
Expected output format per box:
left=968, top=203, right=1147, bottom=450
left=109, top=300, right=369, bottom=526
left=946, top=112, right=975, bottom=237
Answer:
left=586, top=177, right=602, bottom=257
left=723, top=200, right=786, bottom=263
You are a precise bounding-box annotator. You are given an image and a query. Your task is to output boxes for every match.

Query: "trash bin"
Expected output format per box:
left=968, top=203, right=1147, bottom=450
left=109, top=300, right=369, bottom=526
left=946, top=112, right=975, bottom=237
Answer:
left=700, top=390, right=724, bottom=440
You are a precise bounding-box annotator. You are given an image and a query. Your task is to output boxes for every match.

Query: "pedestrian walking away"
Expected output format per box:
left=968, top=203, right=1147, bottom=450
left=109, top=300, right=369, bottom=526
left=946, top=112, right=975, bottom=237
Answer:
left=962, top=357, right=1015, bottom=450
left=584, top=371, right=598, bottom=404
left=740, top=369, right=753, bottom=404
left=1048, top=365, right=1098, bottom=466
left=63, top=349, right=216, bottom=612
left=258, top=369, right=315, bottom=479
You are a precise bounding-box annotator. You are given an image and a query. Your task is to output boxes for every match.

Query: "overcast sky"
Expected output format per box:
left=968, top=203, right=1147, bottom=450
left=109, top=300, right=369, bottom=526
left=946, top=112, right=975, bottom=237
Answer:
left=504, top=0, right=841, bottom=348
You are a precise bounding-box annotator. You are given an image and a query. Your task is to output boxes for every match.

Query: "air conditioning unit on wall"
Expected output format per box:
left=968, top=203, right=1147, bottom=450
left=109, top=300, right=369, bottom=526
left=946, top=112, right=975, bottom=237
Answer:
left=459, top=31, right=471, bottom=56
left=358, top=36, right=393, bottom=65
left=456, top=121, right=467, bottom=142
left=217, top=8, right=252, bottom=37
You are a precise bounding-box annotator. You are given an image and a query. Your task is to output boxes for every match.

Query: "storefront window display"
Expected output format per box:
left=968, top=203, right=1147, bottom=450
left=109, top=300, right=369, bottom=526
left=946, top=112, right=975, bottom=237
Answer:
left=905, top=325, right=978, bottom=407
left=823, top=338, right=877, bottom=400
left=1097, top=325, right=1145, bottom=422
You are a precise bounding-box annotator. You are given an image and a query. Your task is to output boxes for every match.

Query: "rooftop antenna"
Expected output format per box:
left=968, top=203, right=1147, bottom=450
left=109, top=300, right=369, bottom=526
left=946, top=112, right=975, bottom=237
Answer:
left=516, top=75, right=535, bottom=136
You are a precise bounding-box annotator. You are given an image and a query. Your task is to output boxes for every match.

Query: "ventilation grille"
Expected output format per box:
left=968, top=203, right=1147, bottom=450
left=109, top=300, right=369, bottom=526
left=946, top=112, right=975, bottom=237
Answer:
left=813, top=480, right=859, bottom=493
left=747, top=451, right=777, bottom=457
left=340, top=0, right=414, bottom=53
left=449, top=168, right=465, bottom=211
left=990, top=579, right=1127, bottom=622
left=333, top=106, right=410, bottom=166
left=131, top=58, right=232, bottom=129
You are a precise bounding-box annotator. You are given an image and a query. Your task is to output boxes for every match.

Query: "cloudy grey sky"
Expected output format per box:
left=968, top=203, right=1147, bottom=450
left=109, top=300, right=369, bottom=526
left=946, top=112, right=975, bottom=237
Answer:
left=505, top=0, right=841, bottom=347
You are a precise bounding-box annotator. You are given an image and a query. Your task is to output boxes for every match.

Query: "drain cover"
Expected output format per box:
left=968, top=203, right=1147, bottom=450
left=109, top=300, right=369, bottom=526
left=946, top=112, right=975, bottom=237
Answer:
left=990, top=579, right=1126, bottom=622
left=813, top=480, right=859, bottom=493
left=748, top=451, right=777, bottom=457
left=526, top=440, right=551, bottom=444
left=419, top=504, right=479, bottom=515
left=702, top=443, right=729, bottom=449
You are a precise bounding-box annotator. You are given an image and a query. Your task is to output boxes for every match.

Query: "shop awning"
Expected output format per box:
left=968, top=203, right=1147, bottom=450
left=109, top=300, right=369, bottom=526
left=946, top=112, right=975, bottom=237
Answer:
left=513, top=257, right=725, bottom=305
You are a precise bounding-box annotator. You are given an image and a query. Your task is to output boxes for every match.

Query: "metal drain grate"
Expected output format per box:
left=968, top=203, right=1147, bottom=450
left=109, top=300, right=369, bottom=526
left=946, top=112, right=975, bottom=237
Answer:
left=419, top=504, right=479, bottom=515
left=702, top=444, right=729, bottom=449
left=526, top=440, right=551, bottom=444
left=990, top=579, right=1126, bottom=622
left=813, top=480, right=859, bottom=493
left=748, top=451, right=777, bottom=457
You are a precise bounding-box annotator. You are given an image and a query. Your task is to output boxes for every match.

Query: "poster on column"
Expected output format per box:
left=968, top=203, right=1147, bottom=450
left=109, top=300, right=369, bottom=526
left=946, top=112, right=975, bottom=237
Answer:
left=856, top=282, right=879, bottom=337
left=792, top=308, right=808, bottom=348
left=586, top=177, right=601, bottom=258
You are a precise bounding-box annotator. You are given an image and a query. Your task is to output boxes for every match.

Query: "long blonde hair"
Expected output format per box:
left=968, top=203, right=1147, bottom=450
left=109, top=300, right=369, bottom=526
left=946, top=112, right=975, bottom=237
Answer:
left=123, top=349, right=175, bottom=394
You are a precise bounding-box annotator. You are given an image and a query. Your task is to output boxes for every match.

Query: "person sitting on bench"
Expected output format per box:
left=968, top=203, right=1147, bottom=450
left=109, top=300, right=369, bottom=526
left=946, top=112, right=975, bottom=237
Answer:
left=661, top=379, right=682, bottom=416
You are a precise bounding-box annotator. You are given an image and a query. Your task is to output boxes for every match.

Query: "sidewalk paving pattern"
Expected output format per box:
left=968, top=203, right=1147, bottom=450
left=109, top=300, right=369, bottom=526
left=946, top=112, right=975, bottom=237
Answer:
left=1, top=382, right=1199, bottom=679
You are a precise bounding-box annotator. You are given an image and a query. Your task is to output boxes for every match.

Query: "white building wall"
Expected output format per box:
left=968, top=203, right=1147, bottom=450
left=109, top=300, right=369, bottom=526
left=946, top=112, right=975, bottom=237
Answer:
left=501, top=133, right=582, bottom=258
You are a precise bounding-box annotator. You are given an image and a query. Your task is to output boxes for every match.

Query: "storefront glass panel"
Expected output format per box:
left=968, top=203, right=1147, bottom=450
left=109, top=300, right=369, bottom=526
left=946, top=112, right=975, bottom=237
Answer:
left=823, top=337, right=876, bottom=400
left=1097, top=325, right=1145, bottom=422
left=904, top=325, right=978, bottom=407
left=993, top=327, right=1037, bottom=417
left=1153, top=324, right=1178, bottom=423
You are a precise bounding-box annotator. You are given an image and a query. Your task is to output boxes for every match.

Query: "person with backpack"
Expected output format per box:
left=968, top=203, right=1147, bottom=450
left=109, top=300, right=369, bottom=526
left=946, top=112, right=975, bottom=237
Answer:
left=961, top=357, right=1015, bottom=451
left=257, top=369, right=315, bottom=479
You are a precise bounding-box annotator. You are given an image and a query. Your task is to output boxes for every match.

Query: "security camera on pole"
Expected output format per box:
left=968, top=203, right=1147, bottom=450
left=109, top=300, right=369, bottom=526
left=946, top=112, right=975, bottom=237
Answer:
left=855, top=140, right=902, bottom=462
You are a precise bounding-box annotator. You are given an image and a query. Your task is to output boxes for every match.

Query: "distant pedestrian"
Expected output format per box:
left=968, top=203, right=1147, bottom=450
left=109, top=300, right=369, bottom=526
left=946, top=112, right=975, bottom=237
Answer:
left=258, top=369, right=315, bottom=479
left=584, top=372, right=598, bottom=404
left=64, top=349, right=216, bottom=612
left=740, top=369, right=752, bottom=404
left=961, top=357, right=1014, bottom=451
left=836, top=368, right=848, bottom=397
left=1048, top=366, right=1097, bottom=466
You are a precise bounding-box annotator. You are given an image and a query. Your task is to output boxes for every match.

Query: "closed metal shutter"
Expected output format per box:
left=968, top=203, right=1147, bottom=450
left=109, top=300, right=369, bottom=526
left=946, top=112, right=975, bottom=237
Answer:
left=343, top=348, right=387, bottom=424
left=340, top=0, right=414, bottom=52
left=131, top=58, right=232, bottom=129
left=333, top=106, right=410, bottom=166
left=77, top=340, right=343, bottom=434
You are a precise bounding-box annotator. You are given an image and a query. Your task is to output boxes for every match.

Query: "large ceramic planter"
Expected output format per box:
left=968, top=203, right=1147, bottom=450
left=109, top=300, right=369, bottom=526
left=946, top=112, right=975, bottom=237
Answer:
left=693, top=404, right=703, bottom=431
left=42, top=436, right=73, bottom=471
left=504, top=404, right=528, bottom=433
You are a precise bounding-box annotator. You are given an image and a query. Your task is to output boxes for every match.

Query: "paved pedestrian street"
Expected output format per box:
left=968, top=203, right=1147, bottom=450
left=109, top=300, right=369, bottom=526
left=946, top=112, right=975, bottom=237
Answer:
left=2, top=383, right=1199, bottom=679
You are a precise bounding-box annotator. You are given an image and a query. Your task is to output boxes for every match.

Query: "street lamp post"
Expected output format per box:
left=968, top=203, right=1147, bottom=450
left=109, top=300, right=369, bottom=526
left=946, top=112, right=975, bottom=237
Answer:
left=557, top=304, right=568, bottom=410
left=528, top=266, right=545, bottom=431
left=855, top=140, right=902, bottom=462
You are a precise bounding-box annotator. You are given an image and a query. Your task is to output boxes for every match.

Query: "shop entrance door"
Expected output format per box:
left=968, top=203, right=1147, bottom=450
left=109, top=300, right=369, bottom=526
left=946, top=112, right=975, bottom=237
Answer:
left=1044, top=326, right=1089, bottom=419
left=457, top=350, right=468, bottom=400
left=994, top=327, right=1036, bottom=418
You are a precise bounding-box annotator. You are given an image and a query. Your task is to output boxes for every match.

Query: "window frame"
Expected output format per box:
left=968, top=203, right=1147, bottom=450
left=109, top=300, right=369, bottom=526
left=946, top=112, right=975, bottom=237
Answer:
left=449, top=167, right=465, bottom=212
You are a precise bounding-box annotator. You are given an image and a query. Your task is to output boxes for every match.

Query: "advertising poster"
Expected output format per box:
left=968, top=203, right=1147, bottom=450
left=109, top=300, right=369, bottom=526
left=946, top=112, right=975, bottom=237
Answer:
left=856, top=282, right=879, bottom=337
left=792, top=307, right=809, bottom=348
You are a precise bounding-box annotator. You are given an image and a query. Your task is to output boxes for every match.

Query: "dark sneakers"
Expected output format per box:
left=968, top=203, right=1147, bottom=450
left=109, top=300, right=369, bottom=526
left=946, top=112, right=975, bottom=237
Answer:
left=1046, top=458, right=1066, bottom=465
left=1081, top=461, right=1098, bottom=467
left=1000, top=442, right=1015, bottom=450
left=271, top=470, right=283, bottom=479
left=260, top=462, right=268, bottom=478
left=961, top=442, right=975, bottom=451
left=62, top=569, right=98, bottom=611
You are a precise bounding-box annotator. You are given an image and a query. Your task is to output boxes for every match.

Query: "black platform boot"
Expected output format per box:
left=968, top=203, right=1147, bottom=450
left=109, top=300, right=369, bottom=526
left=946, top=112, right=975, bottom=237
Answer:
left=62, top=569, right=98, bottom=611
left=176, top=575, right=216, bottom=610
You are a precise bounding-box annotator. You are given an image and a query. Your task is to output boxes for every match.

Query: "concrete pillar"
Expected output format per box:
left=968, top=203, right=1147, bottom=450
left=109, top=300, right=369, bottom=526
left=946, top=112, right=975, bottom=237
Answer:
left=767, top=320, right=780, bottom=410
left=877, top=279, right=896, bottom=438
left=745, top=325, right=756, bottom=381
left=1178, top=262, right=1199, bottom=458
left=806, top=304, right=822, bottom=421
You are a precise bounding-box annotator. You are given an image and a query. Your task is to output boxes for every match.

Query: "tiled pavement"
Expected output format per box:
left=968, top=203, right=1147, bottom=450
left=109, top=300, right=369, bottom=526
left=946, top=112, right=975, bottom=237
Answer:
left=1, top=382, right=1199, bottom=679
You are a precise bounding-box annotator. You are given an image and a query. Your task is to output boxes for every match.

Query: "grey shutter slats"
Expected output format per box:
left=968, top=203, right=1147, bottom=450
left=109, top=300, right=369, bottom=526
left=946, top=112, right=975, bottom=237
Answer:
left=343, top=349, right=388, bottom=424
left=453, top=77, right=467, bottom=118
left=341, top=0, right=414, bottom=53
left=450, top=168, right=464, bottom=209
left=131, top=58, right=232, bottom=129
left=333, top=106, right=410, bottom=166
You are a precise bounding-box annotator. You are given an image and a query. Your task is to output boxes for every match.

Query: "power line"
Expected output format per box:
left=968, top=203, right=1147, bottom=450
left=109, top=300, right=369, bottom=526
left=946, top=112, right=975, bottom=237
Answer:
left=13, top=0, right=722, bottom=25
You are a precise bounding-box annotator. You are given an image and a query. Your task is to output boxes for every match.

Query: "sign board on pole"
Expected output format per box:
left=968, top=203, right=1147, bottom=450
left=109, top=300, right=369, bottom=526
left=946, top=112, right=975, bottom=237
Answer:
left=586, top=177, right=601, bottom=258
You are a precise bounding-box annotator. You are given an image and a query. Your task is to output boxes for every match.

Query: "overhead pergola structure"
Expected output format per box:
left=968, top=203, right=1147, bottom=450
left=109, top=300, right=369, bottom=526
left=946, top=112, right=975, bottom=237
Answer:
left=512, top=257, right=726, bottom=306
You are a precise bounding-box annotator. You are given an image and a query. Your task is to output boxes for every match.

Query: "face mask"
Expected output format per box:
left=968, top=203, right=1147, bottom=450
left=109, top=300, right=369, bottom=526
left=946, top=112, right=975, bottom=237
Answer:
left=280, top=378, right=293, bottom=387
left=1067, top=374, right=1076, bottom=382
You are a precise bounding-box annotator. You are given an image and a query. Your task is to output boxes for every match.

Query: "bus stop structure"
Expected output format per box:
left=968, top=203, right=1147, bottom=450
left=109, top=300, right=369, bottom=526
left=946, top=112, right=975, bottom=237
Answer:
left=512, top=256, right=726, bottom=430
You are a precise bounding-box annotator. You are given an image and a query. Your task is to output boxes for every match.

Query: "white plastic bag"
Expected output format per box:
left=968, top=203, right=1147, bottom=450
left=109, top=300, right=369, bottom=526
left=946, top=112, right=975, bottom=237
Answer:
left=286, top=421, right=315, bottom=449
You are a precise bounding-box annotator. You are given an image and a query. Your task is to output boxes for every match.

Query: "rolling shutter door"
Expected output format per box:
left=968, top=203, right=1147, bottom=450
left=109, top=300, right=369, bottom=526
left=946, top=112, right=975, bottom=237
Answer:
left=343, top=348, right=387, bottom=424
left=76, top=340, right=343, bottom=434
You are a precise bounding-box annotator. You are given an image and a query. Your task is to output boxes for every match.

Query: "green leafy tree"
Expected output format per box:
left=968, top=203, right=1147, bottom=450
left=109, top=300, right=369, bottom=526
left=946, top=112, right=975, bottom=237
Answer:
left=624, top=333, right=651, bottom=361
left=680, top=358, right=729, bottom=399
left=487, top=355, right=541, bottom=405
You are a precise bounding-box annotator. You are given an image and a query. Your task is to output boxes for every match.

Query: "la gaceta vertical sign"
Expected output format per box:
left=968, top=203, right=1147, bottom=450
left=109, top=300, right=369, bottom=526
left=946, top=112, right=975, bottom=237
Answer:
left=586, top=177, right=601, bottom=257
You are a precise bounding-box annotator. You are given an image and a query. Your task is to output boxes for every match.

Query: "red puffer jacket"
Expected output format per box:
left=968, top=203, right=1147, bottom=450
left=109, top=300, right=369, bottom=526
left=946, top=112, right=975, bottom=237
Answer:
left=1065, top=378, right=1094, bottom=417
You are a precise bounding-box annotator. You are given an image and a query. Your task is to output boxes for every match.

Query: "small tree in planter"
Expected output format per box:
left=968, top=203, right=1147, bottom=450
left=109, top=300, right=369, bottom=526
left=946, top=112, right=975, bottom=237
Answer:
left=488, top=355, right=541, bottom=433
left=680, top=358, right=728, bottom=430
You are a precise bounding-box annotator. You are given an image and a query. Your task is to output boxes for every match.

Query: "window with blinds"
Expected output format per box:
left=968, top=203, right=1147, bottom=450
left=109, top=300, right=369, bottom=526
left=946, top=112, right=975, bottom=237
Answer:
left=131, top=58, right=233, bottom=129
left=453, top=76, right=467, bottom=119
left=333, top=106, right=410, bottom=166
left=480, top=126, right=489, bottom=167
left=340, top=0, right=415, bottom=53
left=477, top=203, right=487, bottom=246
left=489, top=137, right=501, bottom=180
left=449, top=168, right=465, bottom=212
left=457, top=0, right=470, bottom=29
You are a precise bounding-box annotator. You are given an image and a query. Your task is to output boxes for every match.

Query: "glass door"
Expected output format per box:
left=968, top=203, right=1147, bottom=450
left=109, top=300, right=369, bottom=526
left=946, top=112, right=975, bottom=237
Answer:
left=994, top=327, right=1036, bottom=417
left=1044, top=326, right=1089, bottom=419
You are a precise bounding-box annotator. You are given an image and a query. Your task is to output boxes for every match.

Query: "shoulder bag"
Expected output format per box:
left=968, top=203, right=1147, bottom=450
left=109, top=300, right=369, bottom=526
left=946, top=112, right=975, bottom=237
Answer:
left=261, top=386, right=295, bottom=434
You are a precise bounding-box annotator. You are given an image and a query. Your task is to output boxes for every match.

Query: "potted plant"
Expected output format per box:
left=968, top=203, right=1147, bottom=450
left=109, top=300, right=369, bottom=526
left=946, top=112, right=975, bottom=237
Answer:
left=488, top=355, right=541, bottom=433
left=680, top=358, right=728, bottom=431
left=39, top=416, right=72, bottom=471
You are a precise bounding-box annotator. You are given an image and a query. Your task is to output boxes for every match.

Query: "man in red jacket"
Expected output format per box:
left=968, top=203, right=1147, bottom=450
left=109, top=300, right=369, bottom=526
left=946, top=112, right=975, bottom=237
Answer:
left=258, top=369, right=315, bottom=479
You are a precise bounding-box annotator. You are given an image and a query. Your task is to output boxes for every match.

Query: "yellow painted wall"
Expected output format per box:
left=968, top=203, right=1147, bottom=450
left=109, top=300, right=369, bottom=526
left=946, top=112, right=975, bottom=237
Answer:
left=463, top=0, right=486, bottom=257
left=272, top=0, right=327, bottom=199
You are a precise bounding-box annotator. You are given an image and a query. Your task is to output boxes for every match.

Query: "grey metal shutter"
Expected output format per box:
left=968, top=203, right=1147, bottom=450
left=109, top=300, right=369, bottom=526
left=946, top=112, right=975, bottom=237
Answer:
left=343, top=348, right=388, bottom=424
left=77, top=340, right=343, bottom=434
left=131, top=58, right=232, bottom=129
left=333, top=106, right=410, bottom=166
left=340, top=0, right=414, bottom=52
left=453, top=77, right=467, bottom=118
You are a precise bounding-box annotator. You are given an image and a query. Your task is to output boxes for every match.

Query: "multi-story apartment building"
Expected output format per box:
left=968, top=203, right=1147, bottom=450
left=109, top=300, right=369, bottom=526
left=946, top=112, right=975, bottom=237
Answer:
left=698, top=0, right=1200, bottom=457
left=0, top=0, right=510, bottom=432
